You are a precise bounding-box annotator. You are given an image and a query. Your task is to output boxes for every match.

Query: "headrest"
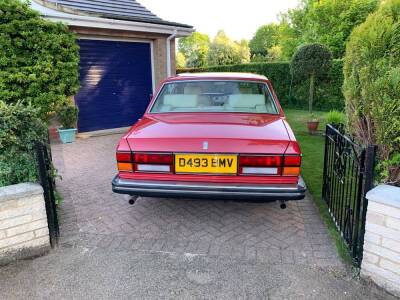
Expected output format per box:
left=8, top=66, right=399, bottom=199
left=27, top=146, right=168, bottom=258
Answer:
left=163, top=95, right=198, bottom=108
left=227, top=95, right=265, bottom=108
left=184, top=86, right=202, bottom=94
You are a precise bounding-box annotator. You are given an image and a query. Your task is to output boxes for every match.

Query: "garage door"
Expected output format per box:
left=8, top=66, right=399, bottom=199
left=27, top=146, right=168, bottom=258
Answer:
left=75, top=39, right=153, bottom=132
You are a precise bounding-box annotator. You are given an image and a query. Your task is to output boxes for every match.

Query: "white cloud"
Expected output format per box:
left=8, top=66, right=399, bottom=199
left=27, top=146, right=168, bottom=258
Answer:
left=138, top=0, right=300, bottom=41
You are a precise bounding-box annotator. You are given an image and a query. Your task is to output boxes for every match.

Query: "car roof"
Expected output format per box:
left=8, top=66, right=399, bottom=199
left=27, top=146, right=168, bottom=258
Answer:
left=173, top=72, right=269, bottom=81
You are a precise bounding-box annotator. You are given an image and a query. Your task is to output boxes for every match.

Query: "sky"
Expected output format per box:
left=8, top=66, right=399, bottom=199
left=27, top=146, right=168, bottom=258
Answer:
left=139, top=0, right=300, bottom=41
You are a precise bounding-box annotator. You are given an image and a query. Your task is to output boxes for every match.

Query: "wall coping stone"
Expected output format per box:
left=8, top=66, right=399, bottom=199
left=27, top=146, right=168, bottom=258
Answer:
left=366, top=184, right=400, bottom=208
left=0, top=183, right=43, bottom=203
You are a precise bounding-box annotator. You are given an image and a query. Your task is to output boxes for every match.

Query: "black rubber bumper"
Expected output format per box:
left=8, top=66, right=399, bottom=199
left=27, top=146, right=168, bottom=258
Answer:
left=112, top=176, right=306, bottom=201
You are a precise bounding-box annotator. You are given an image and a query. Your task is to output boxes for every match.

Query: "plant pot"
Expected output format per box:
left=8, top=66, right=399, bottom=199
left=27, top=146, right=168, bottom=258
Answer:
left=57, top=128, right=77, bottom=144
left=307, top=121, right=319, bottom=135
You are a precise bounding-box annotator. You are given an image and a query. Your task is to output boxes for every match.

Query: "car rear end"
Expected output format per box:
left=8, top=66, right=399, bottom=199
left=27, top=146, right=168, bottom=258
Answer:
left=112, top=74, right=306, bottom=203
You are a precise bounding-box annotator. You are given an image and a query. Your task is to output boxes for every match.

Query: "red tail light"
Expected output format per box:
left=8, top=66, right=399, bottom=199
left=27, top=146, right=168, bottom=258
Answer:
left=116, top=151, right=133, bottom=172
left=239, top=155, right=282, bottom=175
left=117, top=152, right=173, bottom=173
left=239, top=155, right=282, bottom=167
left=284, top=155, right=301, bottom=166
left=134, top=153, right=173, bottom=164
left=239, top=154, right=301, bottom=176
left=283, top=155, right=301, bottom=176
left=116, top=152, right=132, bottom=162
left=133, top=153, right=173, bottom=173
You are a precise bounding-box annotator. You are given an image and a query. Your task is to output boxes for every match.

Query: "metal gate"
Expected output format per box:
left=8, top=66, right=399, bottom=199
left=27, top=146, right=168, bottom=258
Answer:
left=322, top=124, right=376, bottom=266
left=35, top=141, right=59, bottom=247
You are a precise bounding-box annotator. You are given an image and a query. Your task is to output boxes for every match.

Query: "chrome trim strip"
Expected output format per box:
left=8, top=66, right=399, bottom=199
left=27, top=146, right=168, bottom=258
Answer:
left=113, top=177, right=306, bottom=192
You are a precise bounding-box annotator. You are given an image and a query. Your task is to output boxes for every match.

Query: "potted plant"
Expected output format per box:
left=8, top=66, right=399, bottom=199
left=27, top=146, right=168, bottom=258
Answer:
left=290, top=43, right=332, bottom=135
left=307, top=113, right=319, bottom=135
left=57, top=103, right=79, bottom=144
left=326, top=110, right=345, bottom=128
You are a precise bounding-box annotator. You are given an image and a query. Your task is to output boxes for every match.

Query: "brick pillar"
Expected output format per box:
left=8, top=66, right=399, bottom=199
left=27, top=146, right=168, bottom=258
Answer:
left=361, top=184, right=400, bottom=297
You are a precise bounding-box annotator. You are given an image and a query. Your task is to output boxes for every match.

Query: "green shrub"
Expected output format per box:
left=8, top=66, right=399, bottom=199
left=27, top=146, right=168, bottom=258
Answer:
left=343, top=0, right=400, bottom=186
left=177, top=60, right=344, bottom=111
left=326, top=110, right=345, bottom=125
left=0, top=0, right=80, bottom=119
left=291, top=43, right=333, bottom=113
left=58, top=102, right=79, bottom=129
left=0, top=101, right=47, bottom=187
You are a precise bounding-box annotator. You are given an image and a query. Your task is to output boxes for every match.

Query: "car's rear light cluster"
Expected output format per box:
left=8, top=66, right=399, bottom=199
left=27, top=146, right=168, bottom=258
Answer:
left=117, top=152, right=173, bottom=173
left=239, top=155, right=301, bottom=176
left=117, top=152, right=301, bottom=176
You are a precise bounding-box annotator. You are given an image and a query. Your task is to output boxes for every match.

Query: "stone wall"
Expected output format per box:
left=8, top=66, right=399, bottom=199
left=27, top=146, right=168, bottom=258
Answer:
left=0, top=183, right=50, bottom=265
left=361, top=184, right=400, bottom=297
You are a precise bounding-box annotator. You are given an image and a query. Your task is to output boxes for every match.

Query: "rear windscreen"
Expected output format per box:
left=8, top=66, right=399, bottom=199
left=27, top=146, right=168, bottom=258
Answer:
left=150, top=81, right=279, bottom=114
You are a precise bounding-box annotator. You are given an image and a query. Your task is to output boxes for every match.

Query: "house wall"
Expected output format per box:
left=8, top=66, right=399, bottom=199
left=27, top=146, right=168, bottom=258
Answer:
left=71, top=27, right=176, bottom=88
left=0, top=183, right=50, bottom=265
left=361, top=184, right=400, bottom=297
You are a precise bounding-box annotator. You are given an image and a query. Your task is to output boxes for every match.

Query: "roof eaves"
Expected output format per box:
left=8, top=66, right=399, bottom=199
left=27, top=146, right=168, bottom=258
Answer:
left=30, top=0, right=195, bottom=37
left=36, top=0, right=193, bottom=29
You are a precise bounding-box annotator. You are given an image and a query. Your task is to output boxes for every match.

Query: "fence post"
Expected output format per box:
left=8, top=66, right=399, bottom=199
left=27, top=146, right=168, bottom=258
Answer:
left=357, top=145, right=377, bottom=265
left=322, top=125, right=329, bottom=203
left=35, top=142, right=59, bottom=247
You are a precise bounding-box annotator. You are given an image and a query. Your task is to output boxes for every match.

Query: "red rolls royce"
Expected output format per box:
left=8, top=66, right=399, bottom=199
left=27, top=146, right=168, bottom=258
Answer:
left=112, top=73, right=306, bottom=206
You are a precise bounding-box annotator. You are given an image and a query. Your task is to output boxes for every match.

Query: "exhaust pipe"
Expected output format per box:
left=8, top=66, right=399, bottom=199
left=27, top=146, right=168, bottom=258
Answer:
left=279, top=200, right=287, bottom=209
left=129, top=195, right=139, bottom=205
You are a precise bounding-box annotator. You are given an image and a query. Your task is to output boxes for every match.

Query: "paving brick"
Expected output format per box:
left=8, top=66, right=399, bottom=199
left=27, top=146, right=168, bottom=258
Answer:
left=51, top=134, right=342, bottom=268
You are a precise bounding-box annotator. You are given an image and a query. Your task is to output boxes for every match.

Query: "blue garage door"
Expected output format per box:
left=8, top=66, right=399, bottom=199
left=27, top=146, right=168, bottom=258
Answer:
left=76, top=39, right=153, bottom=132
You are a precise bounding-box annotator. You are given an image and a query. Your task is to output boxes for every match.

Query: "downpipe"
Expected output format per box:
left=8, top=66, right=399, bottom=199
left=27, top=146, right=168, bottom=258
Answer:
left=166, top=29, right=178, bottom=78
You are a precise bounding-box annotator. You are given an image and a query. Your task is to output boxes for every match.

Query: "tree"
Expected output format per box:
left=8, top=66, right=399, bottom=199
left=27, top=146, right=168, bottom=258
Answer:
left=176, top=51, right=186, bottom=68
left=299, top=0, right=378, bottom=58
left=178, top=32, right=210, bottom=68
left=343, top=0, right=400, bottom=185
left=291, top=43, right=332, bottom=113
left=249, top=24, right=280, bottom=59
left=237, top=39, right=251, bottom=64
left=207, top=30, right=249, bottom=66
left=0, top=0, right=80, bottom=119
left=276, top=17, right=303, bottom=60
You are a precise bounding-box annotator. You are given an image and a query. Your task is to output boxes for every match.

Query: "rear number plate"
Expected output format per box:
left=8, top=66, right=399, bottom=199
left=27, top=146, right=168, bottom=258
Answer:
left=175, top=154, right=237, bottom=174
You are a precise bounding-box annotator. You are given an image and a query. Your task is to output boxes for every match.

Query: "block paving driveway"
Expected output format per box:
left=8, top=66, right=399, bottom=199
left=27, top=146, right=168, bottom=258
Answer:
left=0, top=134, right=395, bottom=299
left=53, top=134, right=340, bottom=266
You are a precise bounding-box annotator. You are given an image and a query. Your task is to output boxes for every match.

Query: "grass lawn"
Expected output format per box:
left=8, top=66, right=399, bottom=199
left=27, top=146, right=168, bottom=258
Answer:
left=285, top=109, right=352, bottom=264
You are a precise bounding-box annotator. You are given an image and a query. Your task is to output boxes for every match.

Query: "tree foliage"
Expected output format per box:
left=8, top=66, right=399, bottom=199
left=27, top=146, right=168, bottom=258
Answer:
left=291, top=43, right=332, bottom=112
left=178, top=32, right=210, bottom=68
left=208, top=30, right=250, bottom=66
left=249, top=24, right=280, bottom=59
left=302, top=0, right=379, bottom=58
left=176, top=51, right=187, bottom=69
left=343, top=0, right=400, bottom=185
left=251, top=0, right=379, bottom=60
left=0, top=0, right=80, bottom=119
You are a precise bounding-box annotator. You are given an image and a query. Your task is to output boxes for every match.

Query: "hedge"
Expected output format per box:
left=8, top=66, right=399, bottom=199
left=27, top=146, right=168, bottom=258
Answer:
left=343, top=0, right=400, bottom=186
left=177, top=60, right=344, bottom=111
left=0, top=101, right=47, bottom=187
